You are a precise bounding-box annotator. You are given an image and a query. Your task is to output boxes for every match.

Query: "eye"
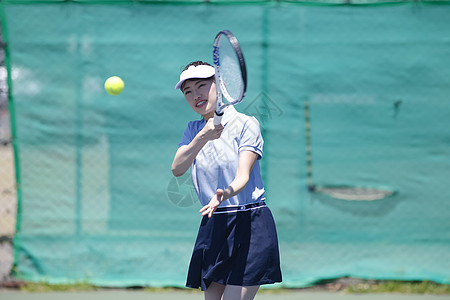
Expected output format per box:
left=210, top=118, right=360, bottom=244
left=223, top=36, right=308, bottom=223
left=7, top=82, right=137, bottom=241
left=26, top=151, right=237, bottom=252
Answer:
left=184, top=91, right=191, bottom=95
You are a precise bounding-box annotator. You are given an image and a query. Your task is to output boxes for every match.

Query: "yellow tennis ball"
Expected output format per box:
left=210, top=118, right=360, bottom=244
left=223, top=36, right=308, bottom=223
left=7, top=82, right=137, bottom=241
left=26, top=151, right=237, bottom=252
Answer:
left=105, top=76, right=124, bottom=96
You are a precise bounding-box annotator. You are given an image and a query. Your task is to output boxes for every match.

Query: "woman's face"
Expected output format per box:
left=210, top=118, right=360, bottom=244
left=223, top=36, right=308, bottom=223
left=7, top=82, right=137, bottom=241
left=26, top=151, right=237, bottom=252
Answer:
left=182, top=78, right=217, bottom=119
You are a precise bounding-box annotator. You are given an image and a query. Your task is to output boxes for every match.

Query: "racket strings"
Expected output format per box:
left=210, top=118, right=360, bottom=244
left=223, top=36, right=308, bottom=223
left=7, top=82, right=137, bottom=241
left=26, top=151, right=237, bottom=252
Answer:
left=216, top=33, right=245, bottom=104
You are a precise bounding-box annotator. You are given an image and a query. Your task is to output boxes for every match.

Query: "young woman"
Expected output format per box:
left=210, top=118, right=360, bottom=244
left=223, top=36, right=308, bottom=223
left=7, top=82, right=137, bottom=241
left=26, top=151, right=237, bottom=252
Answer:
left=172, top=61, right=282, bottom=300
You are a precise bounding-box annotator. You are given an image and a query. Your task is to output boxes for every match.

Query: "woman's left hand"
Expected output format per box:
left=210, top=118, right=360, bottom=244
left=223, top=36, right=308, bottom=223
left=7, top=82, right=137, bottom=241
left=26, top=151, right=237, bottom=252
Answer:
left=200, top=189, right=224, bottom=218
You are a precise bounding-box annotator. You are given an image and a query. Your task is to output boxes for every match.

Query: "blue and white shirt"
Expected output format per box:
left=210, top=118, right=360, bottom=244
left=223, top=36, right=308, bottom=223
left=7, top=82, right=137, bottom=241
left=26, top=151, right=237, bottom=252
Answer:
left=179, top=106, right=265, bottom=207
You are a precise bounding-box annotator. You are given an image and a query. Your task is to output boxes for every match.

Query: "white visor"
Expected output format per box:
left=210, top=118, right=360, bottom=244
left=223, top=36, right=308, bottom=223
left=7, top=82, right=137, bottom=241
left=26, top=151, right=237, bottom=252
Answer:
left=174, top=65, right=215, bottom=90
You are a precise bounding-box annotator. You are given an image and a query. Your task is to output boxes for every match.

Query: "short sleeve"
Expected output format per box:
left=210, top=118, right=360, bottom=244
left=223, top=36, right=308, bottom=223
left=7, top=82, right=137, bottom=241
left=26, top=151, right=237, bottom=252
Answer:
left=179, top=122, right=194, bottom=147
left=178, top=120, right=205, bottom=148
left=238, top=117, right=264, bottom=159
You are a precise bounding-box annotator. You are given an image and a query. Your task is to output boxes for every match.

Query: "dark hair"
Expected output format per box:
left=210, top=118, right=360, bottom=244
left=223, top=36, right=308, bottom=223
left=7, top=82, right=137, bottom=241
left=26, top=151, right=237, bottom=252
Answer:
left=182, top=61, right=212, bottom=71
left=180, top=61, right=215, bottom=91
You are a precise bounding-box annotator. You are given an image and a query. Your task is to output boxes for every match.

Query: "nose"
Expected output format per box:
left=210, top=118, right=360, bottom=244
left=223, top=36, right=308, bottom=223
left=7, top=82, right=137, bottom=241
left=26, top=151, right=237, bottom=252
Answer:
left=193, top=89, right=202, bottom=100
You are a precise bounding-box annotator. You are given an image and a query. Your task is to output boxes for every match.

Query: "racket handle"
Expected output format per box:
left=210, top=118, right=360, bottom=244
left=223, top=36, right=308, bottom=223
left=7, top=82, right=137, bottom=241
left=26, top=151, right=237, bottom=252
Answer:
left=213, top=111, right=223, bottom=126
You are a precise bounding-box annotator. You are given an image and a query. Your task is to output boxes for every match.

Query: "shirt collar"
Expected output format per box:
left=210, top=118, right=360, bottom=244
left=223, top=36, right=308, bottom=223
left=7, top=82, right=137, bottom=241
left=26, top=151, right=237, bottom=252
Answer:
left=200, top=106, right=237, bottom=125
left=221, top=106, right=238, bottom=126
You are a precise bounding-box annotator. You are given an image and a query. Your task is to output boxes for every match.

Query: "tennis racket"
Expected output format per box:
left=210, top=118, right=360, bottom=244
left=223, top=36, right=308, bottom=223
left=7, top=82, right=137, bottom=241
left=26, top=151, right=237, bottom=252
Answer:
left=212, top=30, right=247, bottom=126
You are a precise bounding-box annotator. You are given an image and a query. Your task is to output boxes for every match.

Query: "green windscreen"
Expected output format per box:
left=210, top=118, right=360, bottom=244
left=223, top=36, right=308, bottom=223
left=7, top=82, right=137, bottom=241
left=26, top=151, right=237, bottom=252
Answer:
left=2, top=1, right=449, bottom=287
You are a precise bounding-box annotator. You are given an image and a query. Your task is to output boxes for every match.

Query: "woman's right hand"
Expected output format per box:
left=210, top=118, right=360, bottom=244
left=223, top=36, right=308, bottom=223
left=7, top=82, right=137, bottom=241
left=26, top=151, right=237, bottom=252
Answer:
left=199, top=118, right=224, bottom=141
left=171, top=118, right=224, bottom=177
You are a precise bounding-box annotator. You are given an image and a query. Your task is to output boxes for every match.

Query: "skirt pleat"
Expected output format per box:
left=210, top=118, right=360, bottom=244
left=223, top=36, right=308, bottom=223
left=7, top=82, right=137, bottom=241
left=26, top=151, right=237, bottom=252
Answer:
left=186, top=205, right=282, bottom=291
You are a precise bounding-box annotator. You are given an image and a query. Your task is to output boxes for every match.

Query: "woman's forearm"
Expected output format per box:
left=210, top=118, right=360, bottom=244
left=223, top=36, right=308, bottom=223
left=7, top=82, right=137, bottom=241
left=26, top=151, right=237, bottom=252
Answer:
left=222, top=174, right=250, bottom=201
left=171, top=134, right=208, bottom=177
left=221, top=151, right=258, bottom=201
left=172, top=119, right=224, bottom=177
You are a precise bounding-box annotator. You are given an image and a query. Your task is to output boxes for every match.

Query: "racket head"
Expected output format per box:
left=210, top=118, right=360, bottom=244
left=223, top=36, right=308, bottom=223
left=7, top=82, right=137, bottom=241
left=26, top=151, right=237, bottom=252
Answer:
left=213, top=30, right=247, bottom=114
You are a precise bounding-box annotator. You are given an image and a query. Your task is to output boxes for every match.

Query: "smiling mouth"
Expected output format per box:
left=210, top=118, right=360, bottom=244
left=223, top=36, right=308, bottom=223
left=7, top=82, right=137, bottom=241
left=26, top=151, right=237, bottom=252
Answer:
left=196, top=100, right=207, bottom=108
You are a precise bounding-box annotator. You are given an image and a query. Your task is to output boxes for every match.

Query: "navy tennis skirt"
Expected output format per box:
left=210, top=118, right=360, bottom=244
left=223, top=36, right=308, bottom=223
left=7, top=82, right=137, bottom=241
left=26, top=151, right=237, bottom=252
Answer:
left=186, top=201, right=282, bottom=291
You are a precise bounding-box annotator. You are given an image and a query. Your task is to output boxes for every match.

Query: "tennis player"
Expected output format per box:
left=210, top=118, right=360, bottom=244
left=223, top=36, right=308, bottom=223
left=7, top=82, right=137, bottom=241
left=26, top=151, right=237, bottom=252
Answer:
left=172, top=61, right=282, bottom=300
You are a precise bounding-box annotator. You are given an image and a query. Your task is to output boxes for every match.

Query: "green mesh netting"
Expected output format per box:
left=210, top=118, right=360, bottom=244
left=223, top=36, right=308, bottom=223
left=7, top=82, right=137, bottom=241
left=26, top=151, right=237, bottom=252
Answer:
left=2, top=1, right=450, bottom=287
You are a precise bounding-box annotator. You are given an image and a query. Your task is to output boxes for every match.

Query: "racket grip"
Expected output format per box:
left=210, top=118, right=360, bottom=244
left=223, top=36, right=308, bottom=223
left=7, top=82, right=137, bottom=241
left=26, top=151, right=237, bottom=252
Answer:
left=213, top=111, right=223, bottom=126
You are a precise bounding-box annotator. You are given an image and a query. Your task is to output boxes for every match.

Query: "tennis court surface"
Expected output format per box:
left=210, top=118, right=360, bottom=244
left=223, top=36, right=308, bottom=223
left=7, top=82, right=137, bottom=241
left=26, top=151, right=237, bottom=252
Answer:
left=1, top=290, right=450, bottom=300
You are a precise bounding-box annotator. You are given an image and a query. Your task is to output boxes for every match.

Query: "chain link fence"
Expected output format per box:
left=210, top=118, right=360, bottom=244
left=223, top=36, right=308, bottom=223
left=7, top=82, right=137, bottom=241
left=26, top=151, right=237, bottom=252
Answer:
left=0, top=31, right=16, bottom=285
left=0, top=1, right=449, bottom=288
